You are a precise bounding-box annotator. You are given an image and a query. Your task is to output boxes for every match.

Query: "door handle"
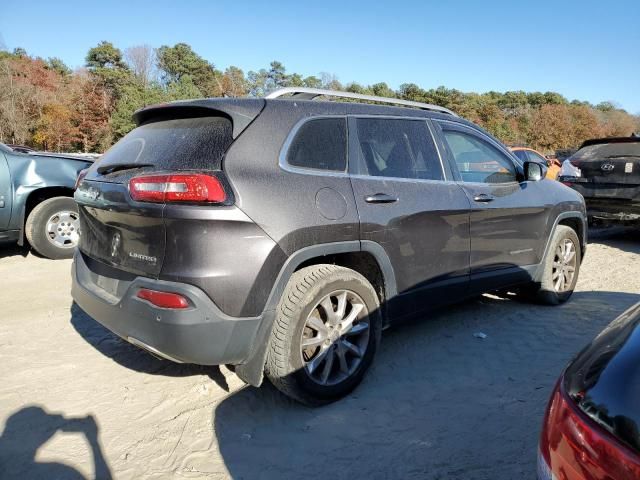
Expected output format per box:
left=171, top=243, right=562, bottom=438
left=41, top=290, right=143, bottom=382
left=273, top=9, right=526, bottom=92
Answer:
left=365, top=193, right=398, bottom=204
left=473, top=194, right=494, bottom=203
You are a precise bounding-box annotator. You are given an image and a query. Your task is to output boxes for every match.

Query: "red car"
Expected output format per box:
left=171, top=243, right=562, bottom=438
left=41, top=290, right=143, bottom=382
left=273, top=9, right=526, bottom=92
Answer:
left=538, top=303, right=640, bottom=479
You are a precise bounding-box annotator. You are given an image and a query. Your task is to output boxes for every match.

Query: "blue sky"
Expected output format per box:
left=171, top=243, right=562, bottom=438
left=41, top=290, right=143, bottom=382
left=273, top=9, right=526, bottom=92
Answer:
left=1, top=0, right=639, bottom=112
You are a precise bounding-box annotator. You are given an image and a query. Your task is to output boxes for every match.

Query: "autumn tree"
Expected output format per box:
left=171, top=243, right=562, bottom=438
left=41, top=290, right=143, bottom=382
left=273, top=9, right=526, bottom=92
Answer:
left=70, top=71, right=111, bottom=152
left=33, top=103, right=77, bottom=151
left=529, top=104, right=574, bottom=151
left=220, top=66, right=247, bottom=97
left=598, top=109, right=637, bottom=137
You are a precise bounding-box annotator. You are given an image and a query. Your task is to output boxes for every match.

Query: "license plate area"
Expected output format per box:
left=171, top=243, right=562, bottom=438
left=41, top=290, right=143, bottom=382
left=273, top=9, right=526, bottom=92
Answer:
left=96, top=274, right=119, bottom=297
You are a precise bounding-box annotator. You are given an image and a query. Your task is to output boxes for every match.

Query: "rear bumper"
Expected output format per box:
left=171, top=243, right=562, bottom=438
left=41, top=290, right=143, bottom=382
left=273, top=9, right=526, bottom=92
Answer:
left=562, top=181, right=640, bottom=222
left=71, top=251, right=263, bottom=365
left=585, top=199, right=640, bottom=222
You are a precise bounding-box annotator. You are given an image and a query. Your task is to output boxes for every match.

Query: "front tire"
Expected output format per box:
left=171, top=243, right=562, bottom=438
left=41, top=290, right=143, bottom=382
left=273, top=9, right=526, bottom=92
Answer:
left=534, top=225, right=581, bottom=305
left=25, top=197, right=80, bottom=260
left=265, top=265, right=381, bottom=406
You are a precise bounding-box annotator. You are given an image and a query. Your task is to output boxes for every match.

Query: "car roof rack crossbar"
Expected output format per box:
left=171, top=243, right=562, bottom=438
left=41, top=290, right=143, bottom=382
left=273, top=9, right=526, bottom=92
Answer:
left=265, top=87, right=457, bottom=116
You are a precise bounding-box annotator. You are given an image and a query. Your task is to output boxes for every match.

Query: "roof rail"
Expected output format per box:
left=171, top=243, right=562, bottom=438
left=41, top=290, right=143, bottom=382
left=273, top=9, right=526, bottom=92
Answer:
left=265, top=87, right=457, bottom=116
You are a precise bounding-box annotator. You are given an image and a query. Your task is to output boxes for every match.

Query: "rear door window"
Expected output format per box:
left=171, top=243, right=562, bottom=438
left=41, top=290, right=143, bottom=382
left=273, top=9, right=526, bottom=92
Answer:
left=97, top=116, right=233, bottom=172
left=286, top=118, right=347, bottom=172
left=353, top=118, right=443, bottom=180
left=440, top=127, right=517, bottom=184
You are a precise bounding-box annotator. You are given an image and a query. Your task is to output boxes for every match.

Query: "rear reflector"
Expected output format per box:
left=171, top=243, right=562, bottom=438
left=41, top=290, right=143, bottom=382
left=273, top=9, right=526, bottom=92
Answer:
left=539, top=379, right=640, bottom=479
left=137, top=288, right=189, bottom=309
left=129, top=173, right=226, bottom=203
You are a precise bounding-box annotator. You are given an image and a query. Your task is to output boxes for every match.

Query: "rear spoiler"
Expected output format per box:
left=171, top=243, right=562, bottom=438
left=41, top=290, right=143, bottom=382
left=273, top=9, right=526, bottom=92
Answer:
left=580, top=135, right=640, bottom=148
left=133, top=98, right=266, bottom=139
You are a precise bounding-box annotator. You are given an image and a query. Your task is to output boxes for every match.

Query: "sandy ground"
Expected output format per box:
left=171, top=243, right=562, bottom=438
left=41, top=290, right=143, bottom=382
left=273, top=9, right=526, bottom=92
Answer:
left=0, top=227, right=639, bottom=480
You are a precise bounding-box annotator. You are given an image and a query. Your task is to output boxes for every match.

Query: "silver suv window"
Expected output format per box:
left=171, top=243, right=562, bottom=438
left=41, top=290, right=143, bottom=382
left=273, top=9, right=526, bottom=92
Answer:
left=353, top=118, right=443, bottom=181
left=286, top=118, right=347, bottom=172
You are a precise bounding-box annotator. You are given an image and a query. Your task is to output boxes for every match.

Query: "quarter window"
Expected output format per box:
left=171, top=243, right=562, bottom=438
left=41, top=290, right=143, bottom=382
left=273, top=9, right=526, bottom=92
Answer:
left=354, top=118, right=443, bottom=180
left=442, top=129, right=517, bottom=184
left=286, top=118, right=347, bottom=171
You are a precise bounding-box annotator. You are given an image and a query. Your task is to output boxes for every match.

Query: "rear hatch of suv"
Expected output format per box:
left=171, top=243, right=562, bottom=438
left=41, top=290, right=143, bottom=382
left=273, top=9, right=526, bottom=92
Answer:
left=75, top=101, right=263, bottom=277
left=562, top=137, right=640, bottom=202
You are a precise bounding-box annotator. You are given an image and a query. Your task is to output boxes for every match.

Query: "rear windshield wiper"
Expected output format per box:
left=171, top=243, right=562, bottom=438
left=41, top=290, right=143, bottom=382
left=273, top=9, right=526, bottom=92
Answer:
left=605, top=155, right=640, bottom=159
left=97, top=163, right=154, bottom=175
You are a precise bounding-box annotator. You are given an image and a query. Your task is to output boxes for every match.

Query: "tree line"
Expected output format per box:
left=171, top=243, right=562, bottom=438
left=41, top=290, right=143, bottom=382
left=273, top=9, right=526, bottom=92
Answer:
left=0, top=41, right=638, bottom=153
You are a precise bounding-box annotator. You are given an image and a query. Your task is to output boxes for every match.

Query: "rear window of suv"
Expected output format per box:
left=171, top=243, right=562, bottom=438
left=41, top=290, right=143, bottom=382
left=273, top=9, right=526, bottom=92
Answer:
left=98, top=116, right=234, bottom=171
left=286, top=117, right=347, bottom=171
left=570, top=141, right=640, bottom=162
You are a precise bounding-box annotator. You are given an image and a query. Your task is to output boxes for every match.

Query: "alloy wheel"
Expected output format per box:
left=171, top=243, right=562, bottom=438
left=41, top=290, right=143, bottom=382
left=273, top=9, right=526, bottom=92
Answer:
left=300, top=290, right=370, bottom=386
left=552, top=238, right=577, bottom=292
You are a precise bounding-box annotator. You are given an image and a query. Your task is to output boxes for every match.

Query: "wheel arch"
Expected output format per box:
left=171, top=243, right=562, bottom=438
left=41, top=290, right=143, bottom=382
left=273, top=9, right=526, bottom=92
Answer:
left=534, top=211, right=587, bottom=282
left=557, top=216, right=586, bottom=254
left=235, top=240, right=396, bottom=387
left=18, top=187, right=76, bottom=246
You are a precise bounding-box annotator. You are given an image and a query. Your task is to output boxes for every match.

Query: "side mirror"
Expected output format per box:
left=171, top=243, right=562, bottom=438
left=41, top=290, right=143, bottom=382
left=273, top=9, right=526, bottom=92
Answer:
left=524, top=161, right=546, bottom=181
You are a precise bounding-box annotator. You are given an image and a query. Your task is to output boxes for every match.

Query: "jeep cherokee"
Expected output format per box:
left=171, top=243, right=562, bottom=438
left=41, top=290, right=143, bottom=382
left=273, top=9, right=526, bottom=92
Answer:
left=71, top=87, right=587, bottom=405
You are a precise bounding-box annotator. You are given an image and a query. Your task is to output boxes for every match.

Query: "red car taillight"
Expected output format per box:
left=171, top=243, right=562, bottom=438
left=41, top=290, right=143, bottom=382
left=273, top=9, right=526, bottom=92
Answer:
left=136, top=288, right=189, bottom=309
left=538, top=379, right=640, bottom=480
left=129, top=173, right=226, bottom=203
left=75, top=168, right=89, bottom=190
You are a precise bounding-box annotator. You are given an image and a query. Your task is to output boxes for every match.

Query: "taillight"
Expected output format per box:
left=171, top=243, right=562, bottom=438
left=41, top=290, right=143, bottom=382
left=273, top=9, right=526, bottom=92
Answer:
left=539, top=379, right=640, bottom=479
left=129, top=173, right=226, bottom=203
left=137, top=288, right=189, bottom=309
left=75, top=168, right=89, bottom=190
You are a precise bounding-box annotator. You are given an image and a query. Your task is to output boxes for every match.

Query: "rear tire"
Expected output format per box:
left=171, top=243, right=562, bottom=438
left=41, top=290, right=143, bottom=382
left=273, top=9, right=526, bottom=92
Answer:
left=265, top=265, right=381, bottom=406
left=533, top=225, right=581, bottom=305
left=25, top=197, right=79, bottom=260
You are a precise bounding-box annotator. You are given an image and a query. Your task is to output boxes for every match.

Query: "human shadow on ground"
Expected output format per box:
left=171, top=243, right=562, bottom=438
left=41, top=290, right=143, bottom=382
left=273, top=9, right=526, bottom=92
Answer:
left=213, top=290, right=639, bottom=480
left=70, top=302, right=229, bottom=391
left=0, top=405, right=112, bottom=480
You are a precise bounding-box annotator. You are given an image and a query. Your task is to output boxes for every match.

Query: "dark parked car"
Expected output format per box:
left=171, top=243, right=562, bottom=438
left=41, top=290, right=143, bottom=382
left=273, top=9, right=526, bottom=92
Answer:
left=559, top=135, right=640, bottom=225
left=0, top=144, right=93, bottom=259
left=538, top=302, right=640, bottom=479
left=71, top=87, right=587, bottom=405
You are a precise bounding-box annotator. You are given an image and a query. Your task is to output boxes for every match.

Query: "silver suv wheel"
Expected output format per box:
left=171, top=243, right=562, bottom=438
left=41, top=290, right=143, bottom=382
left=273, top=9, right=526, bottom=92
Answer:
left=46, top=210, right=80, bottom=249
left=301, top=290, right=370, bottom=386
left=552, top=238, right=577, bottom=292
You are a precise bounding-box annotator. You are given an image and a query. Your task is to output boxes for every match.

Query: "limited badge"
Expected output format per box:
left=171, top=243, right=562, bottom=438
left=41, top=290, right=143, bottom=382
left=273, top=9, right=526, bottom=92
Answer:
left=625, top=162, right=633, bottom=173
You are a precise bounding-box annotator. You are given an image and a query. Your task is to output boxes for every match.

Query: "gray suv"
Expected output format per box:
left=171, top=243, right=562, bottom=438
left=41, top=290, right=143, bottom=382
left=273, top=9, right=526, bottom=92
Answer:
left=71, top=88, right=587, bottom=405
